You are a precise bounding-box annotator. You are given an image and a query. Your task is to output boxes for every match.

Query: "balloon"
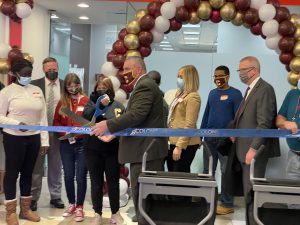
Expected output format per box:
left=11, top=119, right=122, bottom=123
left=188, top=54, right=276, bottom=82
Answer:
left=112, top=54, right=125, bottom=69
left=274, top=7, right=291, bottom=23
left=138, top=31, right=153, bottom=47
left=279, top=37, right=296, bottom=53
left=220, top=3, right=236, bottom=22
left=286, top=64, right=291, bottom=72
left=267, top=0, right=280, bottom=7
left=147, top=1, right=162, bottom=18
left=184, top=0, right=200, bottom=11
left=151, top=29, right=164, bottom=43
left=126, top=50, right=142, bottom=58
left=210, top=10, right=222, bottom=23
left=232, top=12, right=244, bottom=26
left=10, top=12, right=22, bottom=23
left=287, top=71, right=299, bottom=87
left=113, top=40, right=127, bottom=55
left=160, top=2, right=176, bottom=19
left=175, top=6, right=190, bottom=22
left=15, top=3, right=32, bottom=19
left=23, top=52, right=34, bottom=64
left=118, top=28, right=128, bottom=41
left=115, top=89, right=128, bottom=105
left=154, top=16, right=170, bottom=33
left=258, top=4, right=276, bottom=22
left=243, top=22, right=251, bottom=29
left=189, top=11, right=201, bottom=24
left=124, top=34, right=140, bottom=50
left=126, top=20, right=140, bottom=35
left=279, top=52, right=294, bottom=65
left=262, top=19, right=279, bottom=37
left=120, top=165, right=129, bottom=177
left=290, top=57, right=300, bottom=73
left=135, top=9, right=148, bottom=22
left=139, top=46, right=152, bottom=57
left=278, top=20, right=296, bottom=37
left=296, top=28, right=300, bottom=41
left=243, top=8, right=259, bottom=26
left=119, top=178, right=128, bottom=196
left=209, top=0, right=225, bottom=9
left=250, top=22, right=263, bottom=36
left=250, top=0, right=267, bottom=10
left=265, top=34, right=282, bottom=50
left=0, top=0, right=15, bottom=16
left=170, top=0, right=185, bottom=7
left=107, top=51, right=117, bottom=62
left=170, top=18, right=182, bottom=31
left=294, top=41, right=300, bottom=56
left=109, top=75, right=121, bottom=91
left=140, top=14, right=155, bottom=31
left=0, top=58, right=10, bottom=74
left=0, top=43, right=11, bottom=58
left=197, top=1, right=212, bottom=20
left=235, top=0, right=251, bottom=11
left=8, top=47, right=23, bottom=63
left=290, top=14, right=300, bottom=27
left=101, top=62, right=118, bottom=77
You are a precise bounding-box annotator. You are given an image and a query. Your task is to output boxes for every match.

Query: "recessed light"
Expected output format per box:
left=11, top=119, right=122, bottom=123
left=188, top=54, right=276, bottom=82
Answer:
left=77, top=3, right=89, bottom=8
left=79, top=16, right=89, bottom=20
left=162, top=47, right=174, bottom=51
left=51, top=14, right=59, bottom=19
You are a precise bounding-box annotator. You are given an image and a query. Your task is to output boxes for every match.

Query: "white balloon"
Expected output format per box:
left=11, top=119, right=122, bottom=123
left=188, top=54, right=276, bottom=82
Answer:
left=258, top=4, right=276, bottom=22
left=161, top=2, right=177, bottom=19
left=119, top=178, right=128, bottom=196
left=16, top=3, right=32, bottom=19
left=170, top=0, right=184, bottom=7
left=108, top=76, right=121, bottom=91
left=262, top=19, right=279, bottom=37
left=0, top=43, right=11, bottom=58
left=155, top=16, right=170, bottom=33
left=265, top=34, right=282, bottom=50
left=250, top=0, right=267, bottom=10
left=101, top=62, right=118, bottom=77
left=151, top=29, right=164, bottom=43
left=115, top=89, right=127, bottom=104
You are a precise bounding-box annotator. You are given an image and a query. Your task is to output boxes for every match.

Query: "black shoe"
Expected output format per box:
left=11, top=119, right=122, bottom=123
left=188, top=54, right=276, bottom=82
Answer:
left=30, top=200, right=37, bottom=211
left=50, top=199, right=65, bottom=209
left=132, top=215, right=137, bottom=222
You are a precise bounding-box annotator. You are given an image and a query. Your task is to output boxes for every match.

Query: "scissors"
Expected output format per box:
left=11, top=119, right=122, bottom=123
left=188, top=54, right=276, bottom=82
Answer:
left=58, top=95, right=109, bottom=140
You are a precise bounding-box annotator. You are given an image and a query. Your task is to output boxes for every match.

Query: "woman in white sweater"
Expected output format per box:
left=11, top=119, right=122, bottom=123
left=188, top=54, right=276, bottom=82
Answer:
left=0, top=59, right=49, bottom=225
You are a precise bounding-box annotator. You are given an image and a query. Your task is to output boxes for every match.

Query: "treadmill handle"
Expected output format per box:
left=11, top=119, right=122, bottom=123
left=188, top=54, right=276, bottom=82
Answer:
left=142, top=139, right=157, bottom=173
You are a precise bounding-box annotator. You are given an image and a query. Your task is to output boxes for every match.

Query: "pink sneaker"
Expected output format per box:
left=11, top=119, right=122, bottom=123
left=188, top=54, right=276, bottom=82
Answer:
left=74, top=205, right=85, bottom=222
left=62, top=204, right=76, bottom=217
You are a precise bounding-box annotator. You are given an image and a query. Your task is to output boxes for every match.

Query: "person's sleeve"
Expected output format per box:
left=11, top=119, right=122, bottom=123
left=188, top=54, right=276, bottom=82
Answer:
left=233, top=90, right=243, bottom=114
left=82, top=100, right=96, bottom=121
left=0, top=88, right=20, bottom=125
left=39, top=90, right=49, bottom=147
left=278, top=91, right=291, bottom=118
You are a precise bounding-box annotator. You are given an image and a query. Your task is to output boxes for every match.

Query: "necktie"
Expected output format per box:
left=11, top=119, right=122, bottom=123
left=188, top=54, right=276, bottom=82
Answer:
left=47, top=83, right=55, bottom=125
left=236, top=87, right=250, bottom=124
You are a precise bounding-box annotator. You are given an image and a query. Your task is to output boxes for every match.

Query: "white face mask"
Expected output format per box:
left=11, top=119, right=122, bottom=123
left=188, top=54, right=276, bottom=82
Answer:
left=17, top=75, right=31, bottom=86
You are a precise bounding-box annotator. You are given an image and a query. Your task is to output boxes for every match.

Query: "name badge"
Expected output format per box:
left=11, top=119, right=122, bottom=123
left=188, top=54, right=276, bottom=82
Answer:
left=220, top=95, right=228, bottom=101
left=77, top=106, right=84, bottom=111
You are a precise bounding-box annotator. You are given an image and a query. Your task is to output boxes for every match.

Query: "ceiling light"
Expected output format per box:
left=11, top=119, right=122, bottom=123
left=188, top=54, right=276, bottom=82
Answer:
left=160, top=41, right=170, bottom=44
left=51, top=14, right=59, bottom=19
left=79, top=16, right=89, bottom=20
left=77, top=3, right=90, bottom=8
left=184, top=42, right=199, bottom=45
left=184, top=37, right=199, bottom=40
left=183, top=31, right=200, bottom=35
left=183, top=24, right=200, bottom=28
left=162, top=47, right=174, bottom=51
left=159, top=44, right=172, bottom=47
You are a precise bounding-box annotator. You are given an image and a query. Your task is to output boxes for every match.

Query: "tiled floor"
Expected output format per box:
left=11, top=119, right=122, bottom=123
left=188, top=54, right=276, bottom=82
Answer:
left=0, top=178, right=247, bottom=225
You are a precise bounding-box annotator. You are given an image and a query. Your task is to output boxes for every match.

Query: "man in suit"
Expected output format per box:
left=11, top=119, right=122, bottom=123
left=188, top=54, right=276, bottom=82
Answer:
left=234, top=56, right=280, bottom=225
left=30, top=57, right=65, bottom=210
left=92, top=57, right=168, bottom=225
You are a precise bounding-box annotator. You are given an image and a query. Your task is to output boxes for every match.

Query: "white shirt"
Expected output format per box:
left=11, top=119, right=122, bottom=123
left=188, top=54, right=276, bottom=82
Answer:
left=45, top=78, right=61, bottom=108
left=0, top=83, right=49, bottom=146
left=246, top=76, right=260, bottom=100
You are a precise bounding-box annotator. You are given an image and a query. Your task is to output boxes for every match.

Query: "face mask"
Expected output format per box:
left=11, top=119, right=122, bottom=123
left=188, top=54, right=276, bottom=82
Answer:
left=46, top=71, right=58, bottom=81
left=17, top=75, right=31, bottom=86
left=97, top=89, right=108, bottom=96
left=177, top=78, right=184, bottom=90
left=214, top=76, right=228, bottom=88
left=239, top=72, right=250, bottom=84
left=68, top=87, right=80, bottom=95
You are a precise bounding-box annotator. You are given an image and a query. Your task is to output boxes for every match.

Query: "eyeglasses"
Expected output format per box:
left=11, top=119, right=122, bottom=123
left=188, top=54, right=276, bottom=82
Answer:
left=236, top=67, right=255, bottom=73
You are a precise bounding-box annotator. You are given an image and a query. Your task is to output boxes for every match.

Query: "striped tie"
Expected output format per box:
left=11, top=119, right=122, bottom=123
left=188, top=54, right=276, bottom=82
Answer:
left=47, top=83, right=55, bottom=125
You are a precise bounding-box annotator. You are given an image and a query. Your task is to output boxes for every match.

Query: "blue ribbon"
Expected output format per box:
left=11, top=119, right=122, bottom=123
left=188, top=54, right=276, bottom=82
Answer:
left=0, top=124, right=299, bottom=138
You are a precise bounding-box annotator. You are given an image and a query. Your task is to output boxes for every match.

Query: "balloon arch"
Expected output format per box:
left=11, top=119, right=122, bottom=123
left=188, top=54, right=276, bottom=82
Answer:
left=100, top=0, right=300, bottom=105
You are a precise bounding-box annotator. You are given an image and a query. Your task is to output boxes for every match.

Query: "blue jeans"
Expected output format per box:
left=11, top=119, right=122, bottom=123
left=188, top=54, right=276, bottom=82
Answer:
left=203, top=138, right=234, bottom=208
left=60, top=139, right=87, bottom=205
left=286, top=150, right=300, bottom=209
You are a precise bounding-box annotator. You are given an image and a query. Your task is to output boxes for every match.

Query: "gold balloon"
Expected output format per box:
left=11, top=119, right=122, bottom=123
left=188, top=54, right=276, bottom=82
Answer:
left=294, top=41, right=300, bottom=57
left=220, top=3, right=236, bottom=22
left=197, top=2, right=212, bottom=20
left=295, top=28, right=300, bottom=42
left=290, top=57, right=300, bottom=73
left=232, top=12, right=243, bottom=26
left=189, top=12, right=201, bottom=25
left=287, top=71, right=300, bottom=89
left=126, top=20, right=141, bottom=35
left=290, top=14, right=300, bottom=27
left=126, top=50, right=141, bottom=58
left=135, top=9, right=148, bottom=22
left=0, top=58, right=10, bottom=74
left=16, top=0, right=28, bottom=3
left=209, top=0, right=225, bottom=9
left=124, top=34, right=140, bottom=50
left=23, top=53, right=34, bottom=64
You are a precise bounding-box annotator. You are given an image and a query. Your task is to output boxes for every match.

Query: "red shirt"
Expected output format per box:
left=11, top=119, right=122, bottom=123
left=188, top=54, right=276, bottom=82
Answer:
left=53, top=95, right=89, bottom=138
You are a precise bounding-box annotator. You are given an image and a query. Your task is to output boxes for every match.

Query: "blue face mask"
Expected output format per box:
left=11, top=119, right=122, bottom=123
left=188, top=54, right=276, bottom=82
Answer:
left=177, top=78, right=184, bottom=90
left=17, top=76, right=31, bottom=86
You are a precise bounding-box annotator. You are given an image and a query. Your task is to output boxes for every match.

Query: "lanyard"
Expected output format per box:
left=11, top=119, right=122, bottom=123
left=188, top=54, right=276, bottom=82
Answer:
left=292, top=96, right=300, bottom=121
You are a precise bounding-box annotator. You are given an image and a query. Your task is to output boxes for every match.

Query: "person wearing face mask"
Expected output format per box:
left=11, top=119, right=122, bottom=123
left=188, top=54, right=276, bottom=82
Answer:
left=228, top=56, right=280, bottom=225
left=0, top=58, right=49, bottom=225
left=200, top=65, right=242, bottom=215
left=82, top=76, right=126, bottom=225
left=53, top=73, right=89, bottom=222
left=30, top=57, right=65, bottom=211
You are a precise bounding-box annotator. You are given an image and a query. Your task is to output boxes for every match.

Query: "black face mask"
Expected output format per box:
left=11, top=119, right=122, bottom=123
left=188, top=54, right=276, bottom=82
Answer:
left=46, top=71, right=58, bottom=81
left=97, top=89, right=108, bottom=96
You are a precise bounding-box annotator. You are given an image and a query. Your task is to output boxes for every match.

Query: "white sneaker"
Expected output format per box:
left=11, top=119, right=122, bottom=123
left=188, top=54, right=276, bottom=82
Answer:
left=110, top=211, right=126, bottom=225
left=92, top=213, right=102, bottom=225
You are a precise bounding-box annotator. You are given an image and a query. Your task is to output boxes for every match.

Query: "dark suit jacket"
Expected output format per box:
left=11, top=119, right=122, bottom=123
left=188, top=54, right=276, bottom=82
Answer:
left=234, top=78, right=280, bottom=163
left=107, top=75, right=168, bottom=164
left=31, top=77, right=63, bottom=96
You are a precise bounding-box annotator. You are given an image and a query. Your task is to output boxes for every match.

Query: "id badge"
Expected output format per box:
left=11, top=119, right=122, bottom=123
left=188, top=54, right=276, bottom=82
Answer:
left=68, top=137, right=76, bottom=145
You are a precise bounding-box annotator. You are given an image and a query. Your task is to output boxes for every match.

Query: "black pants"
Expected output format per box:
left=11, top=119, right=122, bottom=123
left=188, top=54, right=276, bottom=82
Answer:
left=3, top=132, right=40, bottom=200
left=85, top=143, right=120, bottom=215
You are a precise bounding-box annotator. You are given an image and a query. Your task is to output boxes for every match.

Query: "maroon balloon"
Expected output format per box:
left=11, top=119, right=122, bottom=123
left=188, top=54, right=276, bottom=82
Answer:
left=279, top=52, right=294, bottom=65
left=184, top=0, right=201, bottom=11
left=170, top=18, right=182, bottom=31
left=267, top=0, right=280, bottom=7
left=118, top=28, right=128, bottom=40
left=235, top=0, right=251, bottom=11
left=158, top=0, right=168, bottom=3
left=106, top=51, right=117, bottom=62
left=286, top=64, right=291, bottom=72
left=243, top=8, right=259, bottom=26
left=1, top=0, right=16, bottom=16
left=175, top=6, right=190, bottom=23
left=278, top=37, right=296, bottom=53
left=250, top=22, right=263, bottom=36
left=139, top=46, right=152, bottom=57
left=278, top=20, right=296, bottom=36
left=26, top=0, right=34, bottom=9
left=10, top=13, right=22, bottom=23
left=140, top=15, right=155, bottom=31
left=8, top=47, right=23, bottom=63
left=147, top=1, right=162, bottom=18
left=113, top=40, right=127, bottom=55
left=210, top=10, right=222, bottom=23
left=112, top=54, right=125, bottom=69
left=138, top=31, right=154, bottom=47
left=275, top=7, right=290, bottom=23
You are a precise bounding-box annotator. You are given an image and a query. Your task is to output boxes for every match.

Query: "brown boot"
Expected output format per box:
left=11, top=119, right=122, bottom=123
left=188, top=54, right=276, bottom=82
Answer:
left=19, top=196, right=40, bottom=222
left=4, top=198, right=19, bottom=225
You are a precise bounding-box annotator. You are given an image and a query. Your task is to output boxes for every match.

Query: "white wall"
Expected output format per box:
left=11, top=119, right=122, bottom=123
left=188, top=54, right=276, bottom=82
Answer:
left=22, top=4, right=50, bottom=79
